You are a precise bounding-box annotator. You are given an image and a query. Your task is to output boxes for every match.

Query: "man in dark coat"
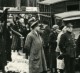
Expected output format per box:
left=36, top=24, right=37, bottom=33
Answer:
left=24, top=20, right=47, bottom=73
left=0, top=21, right=7, bottom=73
left=49, top=24, right=60, bottom=73
left=59, top=23, right=76, bottom=73
left=6, top=21, right=12, bottom=61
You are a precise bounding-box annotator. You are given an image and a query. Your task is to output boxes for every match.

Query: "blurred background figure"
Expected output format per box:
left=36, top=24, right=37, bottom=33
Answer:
left=56, top=26, right=67, bottom=73
left=75, top=33, right=80, bottom=71
left=0, top=21, right=7, bottom=73
left=6, top=20, right=13, bottom=62
left=76, top=33, right=80, bottom=58
left=56, top=26, right=67, bottom=56
left=42, top=25, right=51, bottom=69
left=11, top=16, right=20, bottom=52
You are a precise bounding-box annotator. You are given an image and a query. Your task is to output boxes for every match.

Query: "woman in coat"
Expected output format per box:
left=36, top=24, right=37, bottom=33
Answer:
left=24, top=20, right=47, bottom=73
left=49, top=24, right=60, bottom=73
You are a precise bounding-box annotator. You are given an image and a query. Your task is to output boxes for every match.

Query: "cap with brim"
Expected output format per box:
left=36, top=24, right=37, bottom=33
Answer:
left=66, top=23, right=73, bottom=27
left=31, top=20, right=38, bottom=28
left=38, top=24, right=46, bottom=30
left=52, top=24, right=59, bottom=30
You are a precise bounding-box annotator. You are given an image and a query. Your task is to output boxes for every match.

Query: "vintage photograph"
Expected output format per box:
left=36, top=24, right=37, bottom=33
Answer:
left=0, top=0, right=80, bottom=73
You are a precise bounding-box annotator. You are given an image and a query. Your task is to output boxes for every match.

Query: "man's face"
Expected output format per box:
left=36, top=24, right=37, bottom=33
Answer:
left=67, top=26, right=73, bottom=32
left=35, top=25, right=44, bottom=34
left=35, top=25, right=40, bottom=32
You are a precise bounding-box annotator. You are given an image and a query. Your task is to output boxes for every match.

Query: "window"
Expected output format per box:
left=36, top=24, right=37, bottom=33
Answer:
left=67, top=4, right=79, bottom=11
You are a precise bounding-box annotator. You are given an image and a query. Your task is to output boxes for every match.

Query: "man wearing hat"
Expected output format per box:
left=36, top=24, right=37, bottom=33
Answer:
left=24, top=20, right=47, bottom=73
left=59, top=23, right=76, bottom=73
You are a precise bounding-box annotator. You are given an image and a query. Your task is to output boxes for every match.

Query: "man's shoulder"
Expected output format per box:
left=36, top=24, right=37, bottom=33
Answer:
left=27, top=30, right=37, bottom=38
left=27, top=31, right=33, bottom=37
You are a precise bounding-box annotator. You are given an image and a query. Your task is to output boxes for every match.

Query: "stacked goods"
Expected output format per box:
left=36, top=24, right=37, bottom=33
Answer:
left=5, top=51, right=29, bottom=73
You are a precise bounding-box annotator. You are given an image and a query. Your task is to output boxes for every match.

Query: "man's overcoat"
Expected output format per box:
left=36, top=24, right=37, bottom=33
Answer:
left=59, top=31, right=76, bottom=57
left=24, top=30, right=47, bottom=73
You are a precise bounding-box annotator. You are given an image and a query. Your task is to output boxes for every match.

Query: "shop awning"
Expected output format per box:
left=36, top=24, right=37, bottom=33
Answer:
left=63, top=16, right=80, bottom=21
left=55, top=11, right=80, bottom=19
left=26, top=7, right=38, bottom=12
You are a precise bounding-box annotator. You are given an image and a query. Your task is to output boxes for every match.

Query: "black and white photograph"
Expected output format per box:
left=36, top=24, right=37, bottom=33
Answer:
left=0, top=0, right=80, bottom=73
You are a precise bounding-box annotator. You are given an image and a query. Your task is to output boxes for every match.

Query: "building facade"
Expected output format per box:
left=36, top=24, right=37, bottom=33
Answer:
left=21, top=0, right=44, bottom=7
left=39, top=0, right=80, bottom=27
left=0, top=0, right=16, bottom=7
left=0, top=0, right=44, bottom=9
left=0, top=0, right=20, bottom=9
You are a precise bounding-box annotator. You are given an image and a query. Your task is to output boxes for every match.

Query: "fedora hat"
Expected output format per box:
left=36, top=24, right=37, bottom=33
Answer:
left=31, top=20, right=38, bottom=28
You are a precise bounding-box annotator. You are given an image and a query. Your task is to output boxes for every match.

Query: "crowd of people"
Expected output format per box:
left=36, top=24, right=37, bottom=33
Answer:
left=24, top=17, right=80, bottom=73
left=0, top=13, right=80, bottom=73
left=0, top=13, right=37, bottom=73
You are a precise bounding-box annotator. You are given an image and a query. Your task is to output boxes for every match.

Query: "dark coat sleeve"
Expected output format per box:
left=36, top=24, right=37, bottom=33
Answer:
left=59, top=34, right=66, bottom=53
left=49, top=33, right=57, bottom=50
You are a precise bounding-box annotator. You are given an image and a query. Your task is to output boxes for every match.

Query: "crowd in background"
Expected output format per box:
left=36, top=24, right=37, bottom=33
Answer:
left=0, top=13, right=80, bottom=73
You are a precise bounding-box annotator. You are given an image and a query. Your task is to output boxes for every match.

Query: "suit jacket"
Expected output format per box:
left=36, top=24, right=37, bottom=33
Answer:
left=59, top=31, right=76, bottom=57
left=24, top=30, right=47, bottom=73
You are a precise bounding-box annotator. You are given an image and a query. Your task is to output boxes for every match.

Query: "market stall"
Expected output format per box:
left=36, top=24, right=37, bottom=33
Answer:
left=5, top=51, right=29, bottom=73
